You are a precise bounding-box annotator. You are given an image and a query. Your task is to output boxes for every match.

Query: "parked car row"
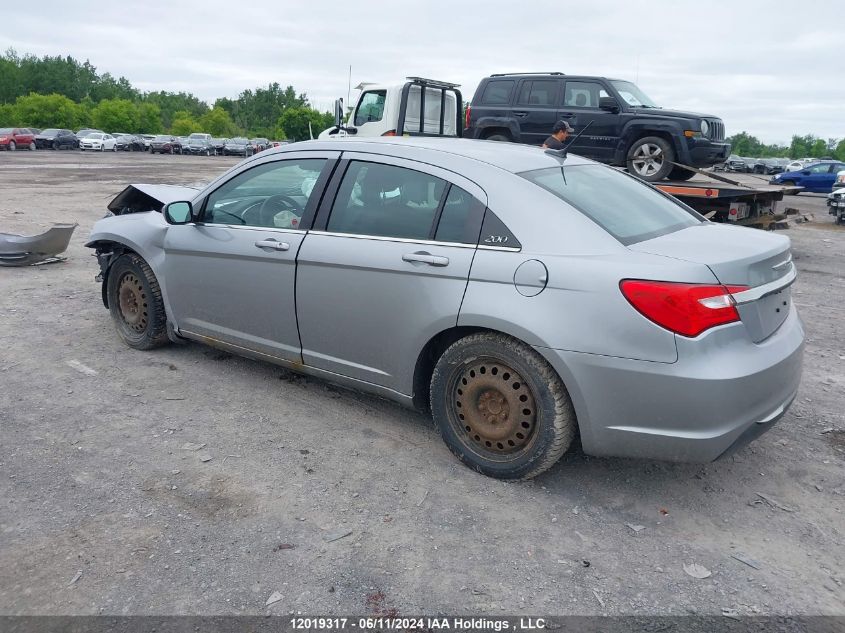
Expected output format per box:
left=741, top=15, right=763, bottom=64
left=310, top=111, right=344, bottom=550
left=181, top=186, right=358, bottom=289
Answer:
left=716, top=155, right=792, bottom=174
left=1, top=126, right=286, bottom=154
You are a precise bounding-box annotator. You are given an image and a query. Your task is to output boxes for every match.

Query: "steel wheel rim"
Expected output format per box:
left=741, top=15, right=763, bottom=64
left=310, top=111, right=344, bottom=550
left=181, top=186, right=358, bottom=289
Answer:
left=117, top=273, right=148, bottom=333
left=451, top=359, right=537, bottom=457
left=631, top=143, right=663, bottom=176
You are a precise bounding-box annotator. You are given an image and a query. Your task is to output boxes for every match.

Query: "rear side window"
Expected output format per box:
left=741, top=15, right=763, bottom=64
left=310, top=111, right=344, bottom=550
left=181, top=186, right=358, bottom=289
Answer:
left=517, top=80, right=558, bottom=106
left=328, top=161, right=447, bottom=240
left=520, top=165, right=702, bottom=245
left=480, top=80, right=515, bottom=105
left=434, top=185, right=478, bottom=244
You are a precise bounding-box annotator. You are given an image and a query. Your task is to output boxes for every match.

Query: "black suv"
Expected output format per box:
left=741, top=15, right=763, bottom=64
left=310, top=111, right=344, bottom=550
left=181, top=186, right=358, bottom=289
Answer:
left=464, top=72, right=730, bottom=181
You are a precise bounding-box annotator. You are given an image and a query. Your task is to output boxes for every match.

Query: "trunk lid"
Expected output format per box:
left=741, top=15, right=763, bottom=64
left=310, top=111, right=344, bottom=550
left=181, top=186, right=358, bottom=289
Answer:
left=629, top=224, right=794, bottom=342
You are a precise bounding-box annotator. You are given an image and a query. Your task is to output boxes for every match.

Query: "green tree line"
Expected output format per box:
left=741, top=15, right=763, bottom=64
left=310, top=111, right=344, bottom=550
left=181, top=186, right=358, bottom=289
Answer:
left=725, top=131, right=845, bottom=161
left=0, top=50, right=334, bottom=141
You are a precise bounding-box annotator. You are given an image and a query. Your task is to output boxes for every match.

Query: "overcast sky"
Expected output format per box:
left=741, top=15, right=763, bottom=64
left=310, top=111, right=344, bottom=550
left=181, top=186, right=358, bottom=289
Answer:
left=5, top=0, right=841, bottom=145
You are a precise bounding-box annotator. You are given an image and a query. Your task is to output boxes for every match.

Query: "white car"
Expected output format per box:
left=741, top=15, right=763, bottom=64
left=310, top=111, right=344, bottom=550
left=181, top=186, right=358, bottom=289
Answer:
left=833, top=169, right=845, bottom=192
left=80, top=133, right=117, bottom=152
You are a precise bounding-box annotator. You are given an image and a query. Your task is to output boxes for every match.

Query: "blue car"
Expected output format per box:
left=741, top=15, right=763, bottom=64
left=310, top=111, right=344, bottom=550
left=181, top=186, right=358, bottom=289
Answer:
left=771, top=160, right=845, bottom=193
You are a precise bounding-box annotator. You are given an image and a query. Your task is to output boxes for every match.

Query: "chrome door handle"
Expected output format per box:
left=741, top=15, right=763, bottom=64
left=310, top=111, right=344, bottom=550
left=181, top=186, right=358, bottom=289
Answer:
left=254, top=239, right=290, bottom=251
left=512, top=111, right=529, bottom=117
left=402, top=252, right=449, bottom=267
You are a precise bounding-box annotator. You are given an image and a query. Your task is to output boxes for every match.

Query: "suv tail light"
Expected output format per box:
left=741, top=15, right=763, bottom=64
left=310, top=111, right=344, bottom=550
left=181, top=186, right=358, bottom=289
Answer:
left=465, top=104, right=472, bottom=128
left=620, top=280, right=749, bottom=337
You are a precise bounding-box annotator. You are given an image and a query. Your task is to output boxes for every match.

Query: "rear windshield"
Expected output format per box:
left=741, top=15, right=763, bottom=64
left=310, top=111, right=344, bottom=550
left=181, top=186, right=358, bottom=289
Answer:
left=520, top=165, right=702, bottom=245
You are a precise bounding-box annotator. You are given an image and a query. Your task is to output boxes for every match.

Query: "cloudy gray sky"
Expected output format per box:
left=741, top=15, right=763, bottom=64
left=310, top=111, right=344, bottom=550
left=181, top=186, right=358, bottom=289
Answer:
left=5, top=0, right=841, bottom=145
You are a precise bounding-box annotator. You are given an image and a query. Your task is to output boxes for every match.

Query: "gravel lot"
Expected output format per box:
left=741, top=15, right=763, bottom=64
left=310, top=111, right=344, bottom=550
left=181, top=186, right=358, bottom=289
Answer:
left=1, top=151, right=843, bottom=617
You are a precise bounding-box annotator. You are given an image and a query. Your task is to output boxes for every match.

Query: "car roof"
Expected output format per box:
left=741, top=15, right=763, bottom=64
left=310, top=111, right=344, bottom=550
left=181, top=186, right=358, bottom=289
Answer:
left=483, top=74, right=624, bottom=82
left=267, top=137, right=594, bottom=174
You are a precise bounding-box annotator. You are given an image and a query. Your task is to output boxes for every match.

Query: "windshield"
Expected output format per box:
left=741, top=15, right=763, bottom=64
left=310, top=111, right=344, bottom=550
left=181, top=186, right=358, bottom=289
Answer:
left=229, top=138, right=247, bottom=144
left=87, top=133, right=104, bottom=140
left=41, top=129, right=59, bottom=135
left=520, top=165, right=702, bottom=245
left=0, top=128, right=13, bottom=134
left=610, top=80, right=658, bottom=108
left=154, top=135, right=171, bottom=141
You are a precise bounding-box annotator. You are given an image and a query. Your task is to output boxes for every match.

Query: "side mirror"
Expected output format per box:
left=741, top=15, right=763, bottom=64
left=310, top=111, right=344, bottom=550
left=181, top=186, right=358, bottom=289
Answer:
left=801, top=171, right=810, bottom=176
left=164, top=201, right=193, bottom=224
left=599, top=97, right=620, bottom=112
left=345, top=127, right=358, bottom=135
left=334, top=98, right=344, bottom=128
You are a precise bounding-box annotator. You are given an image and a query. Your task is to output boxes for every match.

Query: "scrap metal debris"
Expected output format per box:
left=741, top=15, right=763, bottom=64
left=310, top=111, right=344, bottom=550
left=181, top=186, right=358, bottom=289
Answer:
left=755, top=492, right=796, bottom=512
left=730, top=553, right=762, bottom=570
left=683, top=563, right=712, bottom=579
left=68, top=570, right=83, bottom=586
left=65, top=359, right=98, bottom=376
left=179, top=442, right=205, bottom=451
left=626, top=523, right=646, bottom=533
left=265, top=591, right=283, bottom=606
left=323, top=530, right=353, bottom=543
left=0, top=223, right=76, bottom=266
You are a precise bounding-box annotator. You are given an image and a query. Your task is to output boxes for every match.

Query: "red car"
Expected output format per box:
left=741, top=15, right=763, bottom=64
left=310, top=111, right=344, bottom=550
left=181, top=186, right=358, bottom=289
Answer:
left=0, top=128, right=37, bottom=151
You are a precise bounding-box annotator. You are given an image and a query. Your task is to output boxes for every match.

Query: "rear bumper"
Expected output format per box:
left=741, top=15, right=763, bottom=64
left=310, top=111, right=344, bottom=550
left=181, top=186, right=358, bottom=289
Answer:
left=683, top=139, right=731, bottom=167
left=537, top=305, right=804, bottom=462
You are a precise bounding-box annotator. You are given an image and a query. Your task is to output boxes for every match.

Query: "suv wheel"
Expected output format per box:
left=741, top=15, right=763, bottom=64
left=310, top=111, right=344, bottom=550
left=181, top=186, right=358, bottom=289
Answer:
left=627, top=136, right=674, bottom=182
left=430, top=333, right=576, bottom=479
left=485, top=133, right=512, bottom=142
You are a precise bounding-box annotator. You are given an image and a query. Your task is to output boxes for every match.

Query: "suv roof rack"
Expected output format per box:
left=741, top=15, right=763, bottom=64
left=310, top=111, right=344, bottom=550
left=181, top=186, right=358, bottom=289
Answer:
left=405, top=76, right=461, bottom=89
left=489, top=72, right=565, bottom=77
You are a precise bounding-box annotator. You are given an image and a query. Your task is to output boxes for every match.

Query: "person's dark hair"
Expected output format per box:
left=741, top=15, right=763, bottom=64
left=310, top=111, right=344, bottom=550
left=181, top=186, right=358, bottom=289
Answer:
left=553, top=120, right=574, bottom=134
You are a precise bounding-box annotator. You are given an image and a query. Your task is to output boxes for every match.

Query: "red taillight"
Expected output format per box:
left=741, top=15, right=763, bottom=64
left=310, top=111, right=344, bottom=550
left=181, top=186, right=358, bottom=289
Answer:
left=620, top=280, right=749, bottom=338
left=381, top=130, right=397, bottom=136
left=465, top=104, right=472, bottom=128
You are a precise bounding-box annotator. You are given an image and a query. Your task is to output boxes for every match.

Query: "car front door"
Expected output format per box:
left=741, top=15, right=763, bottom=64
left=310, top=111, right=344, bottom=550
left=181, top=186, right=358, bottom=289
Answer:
left=296, top=154, right=486, bottom=394
left=512, top=79, right=562, bottom=145
left=161, top=151, right=338, bottom=361
left=557, top=80, right=619, bottom=162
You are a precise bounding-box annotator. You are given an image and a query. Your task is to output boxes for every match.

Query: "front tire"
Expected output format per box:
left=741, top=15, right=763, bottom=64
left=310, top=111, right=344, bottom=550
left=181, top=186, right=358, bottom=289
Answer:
left=29, top=141, right=36, bottom=150
left=780, top=180, right=798, bottom=195
left=9, top=141, right=15, bottom=151
left=430, top=333, right=576, bottom=480
left=106, top=254, right=169, bottom=350
left=626, top=136, right=674, bottom=181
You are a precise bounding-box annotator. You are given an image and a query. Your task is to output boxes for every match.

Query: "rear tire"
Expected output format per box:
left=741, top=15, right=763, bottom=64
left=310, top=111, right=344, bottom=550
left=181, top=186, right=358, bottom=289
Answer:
left=9, top=141, right=16, bottom=151
left=667, top=165, right=696, bottom=181
left=29, top=141, right=36, bottom=150
left=485, top=133, right=511, bottom=142
left=780, top=180, right=798, bottom=195
left=626, top=136, right=674, bottom=182
left=106, top=254, right=169, bottom=350
left=430, top=333, right=576, bottom=480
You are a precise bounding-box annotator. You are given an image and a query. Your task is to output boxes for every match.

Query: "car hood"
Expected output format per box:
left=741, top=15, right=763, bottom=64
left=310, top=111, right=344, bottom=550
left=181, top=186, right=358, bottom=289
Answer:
left=629, top=222, right=791, bottom=288
left=629, top=107, right=720, bottom=121
left=107, top=184, right=200, bottom=215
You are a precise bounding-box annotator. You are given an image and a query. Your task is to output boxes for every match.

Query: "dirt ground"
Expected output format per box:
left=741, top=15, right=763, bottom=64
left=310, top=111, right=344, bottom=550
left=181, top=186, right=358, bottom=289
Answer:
left=1, top=150, right=843, bottom=617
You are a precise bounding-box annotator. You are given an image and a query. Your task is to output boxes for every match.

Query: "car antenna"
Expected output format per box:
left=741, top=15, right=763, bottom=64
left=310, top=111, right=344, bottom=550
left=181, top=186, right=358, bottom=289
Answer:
left=544, top=121, right=594, bottom=160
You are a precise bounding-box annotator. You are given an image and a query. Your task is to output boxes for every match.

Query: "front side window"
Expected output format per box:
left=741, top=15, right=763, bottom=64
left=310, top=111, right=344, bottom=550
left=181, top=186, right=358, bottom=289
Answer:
left=327, top=161, right=447, bottom=240
left=563, top=81, right=609, bottom=108
left=520, top=165, right=701, bottom=245
left=204, top=158, right=326, bottom=229
left=354, top=91, right=387, bottom=126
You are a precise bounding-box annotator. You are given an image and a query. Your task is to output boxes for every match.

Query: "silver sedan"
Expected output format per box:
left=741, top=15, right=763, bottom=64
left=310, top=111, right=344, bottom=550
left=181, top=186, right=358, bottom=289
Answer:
left=86, top=138, right=804, bottom=479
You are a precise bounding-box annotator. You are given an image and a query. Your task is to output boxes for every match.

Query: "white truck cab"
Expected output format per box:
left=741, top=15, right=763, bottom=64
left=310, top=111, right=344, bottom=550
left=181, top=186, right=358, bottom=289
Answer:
left=319, top=77, right=463, bottom=140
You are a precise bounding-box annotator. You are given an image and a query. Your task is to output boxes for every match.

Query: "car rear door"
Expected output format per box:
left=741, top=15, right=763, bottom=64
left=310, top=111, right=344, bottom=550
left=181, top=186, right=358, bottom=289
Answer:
left=161, top=151, right=339, bottom=361
left=296, top=153, right=486, bottom=395
left=512, top=79, right=562, bottom=145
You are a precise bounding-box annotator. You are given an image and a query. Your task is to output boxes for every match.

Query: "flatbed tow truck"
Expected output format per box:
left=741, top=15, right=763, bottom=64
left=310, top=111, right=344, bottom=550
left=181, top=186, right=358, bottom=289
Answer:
left=649, top=163, right=802, bottom=228
left=323, top=78, right=798, bottom=228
